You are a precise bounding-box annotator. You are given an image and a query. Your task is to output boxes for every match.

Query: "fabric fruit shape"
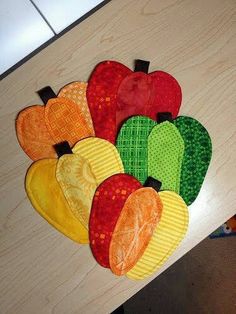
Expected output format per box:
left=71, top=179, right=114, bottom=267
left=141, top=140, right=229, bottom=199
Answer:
left=25, top=158, right=88, bottom=244
left=127, top=191, right=189, bottom=280
left=89, top=174, right=142, bottom=268
left=56, top=138, right=124, bottom=229
left=58, top=81, right=94, bottom=131
left=16, top=86, right=94, bottom=161
left=173, top=116, right=212, bottom=205
left=116, top=113, right=184, bottom=192
left=87, top=59, right=182, bottom=143
left=109, top=177, right=163, bottom=276
left=116, top=115, right=156, bottom=184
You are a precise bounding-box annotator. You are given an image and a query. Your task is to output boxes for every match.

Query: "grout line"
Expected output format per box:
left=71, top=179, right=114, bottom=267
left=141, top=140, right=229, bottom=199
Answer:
left=29, top=0, right=57, bottom=35
left=0, top=0, right=112, bottom=80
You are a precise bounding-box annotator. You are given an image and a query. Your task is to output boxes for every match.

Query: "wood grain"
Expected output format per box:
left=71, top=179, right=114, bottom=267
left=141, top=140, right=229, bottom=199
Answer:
left=0, top=0, right=236, bottom=313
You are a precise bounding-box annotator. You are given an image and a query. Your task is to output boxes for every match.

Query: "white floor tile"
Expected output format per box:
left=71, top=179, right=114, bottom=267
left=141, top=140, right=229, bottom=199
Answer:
left=33, top=0, right=105, bottom=34
left=0, top=0, right=54, bottom=75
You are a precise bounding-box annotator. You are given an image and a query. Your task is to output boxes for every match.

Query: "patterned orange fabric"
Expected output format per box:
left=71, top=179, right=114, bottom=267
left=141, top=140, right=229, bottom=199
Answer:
left=109, top=187, right=163, bottom=275
left=58, top=81, right=94, bottom=133
left=16, top=105, right=56, bottom=160
left=44, top=97, right=94, bottom=147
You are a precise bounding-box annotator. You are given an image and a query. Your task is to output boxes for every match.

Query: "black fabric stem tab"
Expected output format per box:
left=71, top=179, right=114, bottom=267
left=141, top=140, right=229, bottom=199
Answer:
left=54, top=141, right=73, bottom=158
left=134, top=59, right=150, bottom=73
left=144, top=177, right=162, bottom=192
left=37, top=86, right=57, bottom=104
left=157, top=112, right=173, bottom=123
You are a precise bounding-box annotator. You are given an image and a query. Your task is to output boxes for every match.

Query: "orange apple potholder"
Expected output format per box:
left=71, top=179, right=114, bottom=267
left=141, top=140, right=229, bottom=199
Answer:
left=16, top=86, right=94, bottom=160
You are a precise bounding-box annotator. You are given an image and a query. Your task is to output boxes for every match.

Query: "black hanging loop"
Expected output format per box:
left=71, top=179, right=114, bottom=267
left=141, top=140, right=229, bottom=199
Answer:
left=157, top=112, right=173, bottom=123
left=144, top=176, right=162, bottom=192
left=54, top=141, right=73, bottom=158
left=134, top=59, right=150, bottom=73
left=37, top=86, right=57, bottom=104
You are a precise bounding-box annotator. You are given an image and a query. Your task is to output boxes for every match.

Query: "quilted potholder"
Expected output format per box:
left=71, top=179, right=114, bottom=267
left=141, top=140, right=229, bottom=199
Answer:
left=174, top=116, right=212, bottom=205
left=148, top=121, right=184, bottom=192
left=109, top=186, right=163, bottom=276
left=87, top=60, right=182, bottom=143
left=58, top=81, right=94, bottom=132
left=26, top=159, right=88, bottom=244
left=127, top=191, right=189, bottom=280
left=116, top=115, right=156, bottom=183
left=89, top=174, right=142, bottom=268
left=56, top=138, right=124, bottom=229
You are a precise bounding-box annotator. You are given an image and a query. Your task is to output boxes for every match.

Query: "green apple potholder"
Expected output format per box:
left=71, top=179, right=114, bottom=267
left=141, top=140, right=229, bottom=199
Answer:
left=116, top=116, right=155, bottom=184
left=148, top=121, right=184, bottom=192
left=174, top=116, right=212, bottom=205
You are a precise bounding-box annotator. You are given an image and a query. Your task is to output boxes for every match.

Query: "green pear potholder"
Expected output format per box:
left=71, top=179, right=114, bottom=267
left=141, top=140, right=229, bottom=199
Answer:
left=148, top=121, right=184, bottom=192
left=116, top=116, right=156, bottom=184
left=174, top=116, right=212, bottom=205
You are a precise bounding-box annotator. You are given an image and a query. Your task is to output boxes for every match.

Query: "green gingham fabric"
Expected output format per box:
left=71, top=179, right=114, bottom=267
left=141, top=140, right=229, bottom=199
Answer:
left=116, top=116, right=156, bottom=184
left=174, top=116, right=212, bottom=205
left=148, top=121, right=184, bottom=192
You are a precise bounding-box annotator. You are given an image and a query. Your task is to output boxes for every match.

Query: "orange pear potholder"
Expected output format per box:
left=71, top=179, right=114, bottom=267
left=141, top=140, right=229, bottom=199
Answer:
left=58, top=81, right=94, bottom=132
left=56, top=138, right=124, bottom=229
left=109, top=185, right=163, bottom=276
left=16, top=86, right=94, bottom=160
left=26, top=158, right=88, bottom=244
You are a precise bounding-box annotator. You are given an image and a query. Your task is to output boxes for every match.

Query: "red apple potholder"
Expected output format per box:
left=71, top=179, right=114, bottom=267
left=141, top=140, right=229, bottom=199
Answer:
left=87, top=60, right=182, bottom=143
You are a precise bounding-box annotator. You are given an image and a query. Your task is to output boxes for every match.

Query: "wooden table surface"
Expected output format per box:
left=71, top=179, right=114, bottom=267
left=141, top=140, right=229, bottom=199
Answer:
left=0, top=0, right=235, bottom=313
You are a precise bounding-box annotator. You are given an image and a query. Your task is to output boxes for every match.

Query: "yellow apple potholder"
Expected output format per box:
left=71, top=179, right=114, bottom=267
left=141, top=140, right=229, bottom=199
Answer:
left=126, top=191, right=189, bottom=280
left=26, top=158, right=88, bottom=244
left=56, top=137, right=124, bottom=229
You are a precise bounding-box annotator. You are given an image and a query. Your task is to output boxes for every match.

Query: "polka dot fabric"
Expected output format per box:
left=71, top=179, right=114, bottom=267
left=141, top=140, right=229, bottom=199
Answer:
left=89, top=174, right=142, bottom=268
left=174, top=116, right=212, bottom=205
left=148, top=121, right=184, bottom=192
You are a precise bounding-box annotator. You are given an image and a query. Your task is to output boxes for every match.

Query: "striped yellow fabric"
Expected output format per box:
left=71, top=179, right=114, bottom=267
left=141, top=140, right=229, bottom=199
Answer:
left=72, top=137, right=124, bottom=184
left=126, top=191, right=189, bottom=280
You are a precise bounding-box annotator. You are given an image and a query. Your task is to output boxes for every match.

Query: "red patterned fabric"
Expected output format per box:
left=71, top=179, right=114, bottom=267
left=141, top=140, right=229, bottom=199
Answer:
left=87, top=61, right=131, bottom=143
left=87, top=61, right=182, bottom=143
left=89, top=174, right=142, bottom=268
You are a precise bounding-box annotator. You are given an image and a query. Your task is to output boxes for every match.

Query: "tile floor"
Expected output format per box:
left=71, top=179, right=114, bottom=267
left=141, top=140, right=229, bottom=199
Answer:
left=0, top=0, right=105, bottom=75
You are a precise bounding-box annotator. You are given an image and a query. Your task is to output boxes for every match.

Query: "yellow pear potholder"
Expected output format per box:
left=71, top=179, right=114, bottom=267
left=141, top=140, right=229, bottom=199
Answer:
left=56, top=137, right=124, bottom=229
left=127, top=191, right=189, bottom=280
left=58, top=81, right=94, bottom=132
left=26, top=159, right=88, bottom=244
